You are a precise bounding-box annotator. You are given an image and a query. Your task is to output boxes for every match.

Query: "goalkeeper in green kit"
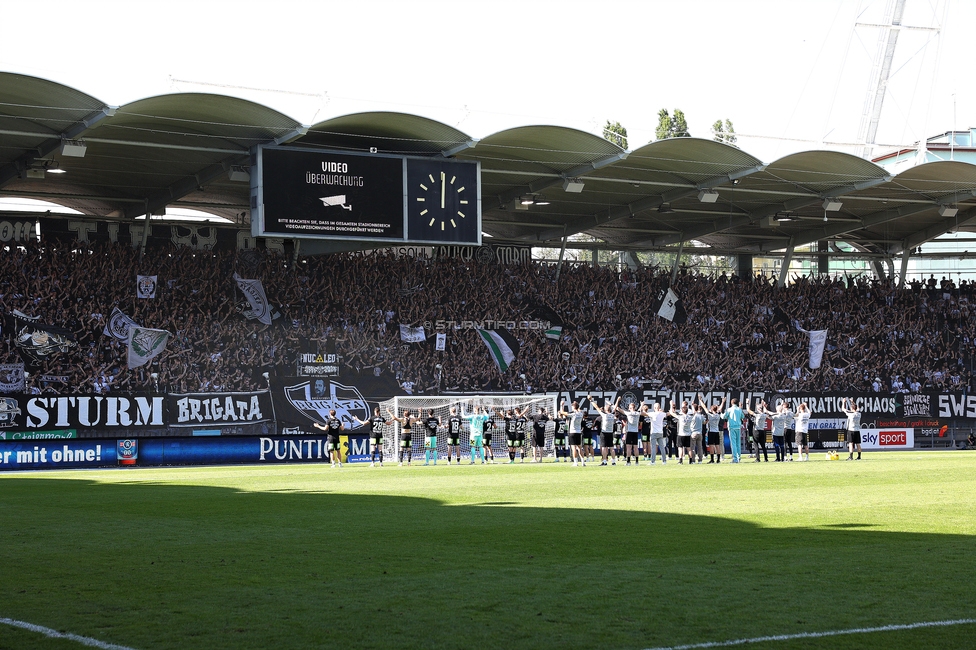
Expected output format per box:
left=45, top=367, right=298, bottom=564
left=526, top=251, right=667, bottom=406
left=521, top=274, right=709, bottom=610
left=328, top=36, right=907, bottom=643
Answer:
left=462, top=404, right=492, bottom=464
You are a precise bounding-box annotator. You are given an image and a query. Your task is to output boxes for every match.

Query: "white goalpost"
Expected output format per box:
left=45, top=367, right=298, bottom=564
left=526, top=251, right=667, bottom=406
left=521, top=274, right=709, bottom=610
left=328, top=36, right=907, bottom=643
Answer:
left=378, top=393, right=559, bottom=463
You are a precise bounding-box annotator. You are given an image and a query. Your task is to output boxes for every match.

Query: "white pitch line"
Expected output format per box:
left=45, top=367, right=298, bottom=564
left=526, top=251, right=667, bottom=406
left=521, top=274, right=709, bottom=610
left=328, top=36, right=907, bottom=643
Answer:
left=643, top=618, right=976, bottom=650
left=0, top=616, right=138, bottom=650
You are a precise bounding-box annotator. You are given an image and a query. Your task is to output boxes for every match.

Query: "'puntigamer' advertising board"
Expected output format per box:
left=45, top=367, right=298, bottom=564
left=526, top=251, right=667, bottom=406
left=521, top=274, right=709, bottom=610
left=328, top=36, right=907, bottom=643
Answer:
left=251, top=146, right=482, bottom=246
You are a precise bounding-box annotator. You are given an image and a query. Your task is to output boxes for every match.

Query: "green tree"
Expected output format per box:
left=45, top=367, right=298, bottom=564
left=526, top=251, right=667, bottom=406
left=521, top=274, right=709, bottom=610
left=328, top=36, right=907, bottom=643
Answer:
left=712, top=119, right=737, bottom=145
left=603, top=120, right=628, bottom=149
left=655, top=109, right=690, bottom=140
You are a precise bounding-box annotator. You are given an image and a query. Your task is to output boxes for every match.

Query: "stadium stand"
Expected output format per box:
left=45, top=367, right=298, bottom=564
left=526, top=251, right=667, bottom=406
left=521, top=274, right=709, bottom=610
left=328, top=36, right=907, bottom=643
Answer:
left=1, top=237, right=972, bottom=396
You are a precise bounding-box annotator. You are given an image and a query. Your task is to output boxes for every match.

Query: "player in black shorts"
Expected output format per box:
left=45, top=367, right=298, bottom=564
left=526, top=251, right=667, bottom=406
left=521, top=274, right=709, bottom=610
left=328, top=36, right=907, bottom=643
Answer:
left=387, top=408, right=419, bottom=466
left=553, top=402, right=570, bottom=462
left=581, top=413, right=597, bottom=465
left=353, top=407, right=388, bottom=467
left=531, top=408, right=550, bottom=463
left=313, top=408, right=345, bottom=467
left=482, top=415, right=495, bottom=463
left=515, top=408, right=529, bottom=462
left=498, top=408, right=522, bottom=464
left=614, top=401, right=642, bottom=465
left=446, top=406, right=464, bottom=465
left=639, top=405, right=652, bottom=461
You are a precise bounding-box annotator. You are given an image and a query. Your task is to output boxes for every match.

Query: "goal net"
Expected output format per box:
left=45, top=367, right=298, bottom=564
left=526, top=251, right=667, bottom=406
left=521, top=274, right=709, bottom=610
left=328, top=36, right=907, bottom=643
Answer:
left=378, top=394, right=559, bottom=462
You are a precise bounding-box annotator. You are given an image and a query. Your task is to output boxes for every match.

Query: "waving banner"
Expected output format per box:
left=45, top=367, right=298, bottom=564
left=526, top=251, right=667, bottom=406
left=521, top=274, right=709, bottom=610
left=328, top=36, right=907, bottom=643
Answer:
left=103, top=307, right=140, bottom=341
left=233, top=272, right=272, bottom=325
left=127, top=326, right=170, bottom=368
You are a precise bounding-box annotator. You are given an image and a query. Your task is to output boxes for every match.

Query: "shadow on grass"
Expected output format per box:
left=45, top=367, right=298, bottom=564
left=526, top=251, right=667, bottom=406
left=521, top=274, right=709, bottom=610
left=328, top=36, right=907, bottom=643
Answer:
left=0, top=478, right=973, bottom=650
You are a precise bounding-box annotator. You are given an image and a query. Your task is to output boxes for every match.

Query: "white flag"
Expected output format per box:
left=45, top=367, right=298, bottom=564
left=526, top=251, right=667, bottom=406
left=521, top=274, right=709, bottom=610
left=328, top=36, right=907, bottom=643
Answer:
left=127, top=326, right=170, bottom=368
left=233, top=273, right=272, bottom=325
left=103, top=307, right=140, bottom=341
left=797, top=325, right=828, bottom=369
left=654, top=287, right=687, bottom=324
left=136, top=275, right=157, bottom=299
left=435, top=333, right=446, bottom=351
left=399, top=324, right=426, bottom=343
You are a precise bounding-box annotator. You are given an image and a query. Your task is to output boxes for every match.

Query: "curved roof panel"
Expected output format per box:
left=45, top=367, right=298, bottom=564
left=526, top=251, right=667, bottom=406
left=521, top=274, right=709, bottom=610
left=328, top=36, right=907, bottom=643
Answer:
left=299, top=112, right=470, bottom=155
left=3, top=73, right=976, bottom=256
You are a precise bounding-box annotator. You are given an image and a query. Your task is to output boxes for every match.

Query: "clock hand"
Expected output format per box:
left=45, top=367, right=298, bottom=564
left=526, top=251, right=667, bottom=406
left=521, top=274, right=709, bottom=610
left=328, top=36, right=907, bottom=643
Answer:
left=440, top=171, right=446, bottom=209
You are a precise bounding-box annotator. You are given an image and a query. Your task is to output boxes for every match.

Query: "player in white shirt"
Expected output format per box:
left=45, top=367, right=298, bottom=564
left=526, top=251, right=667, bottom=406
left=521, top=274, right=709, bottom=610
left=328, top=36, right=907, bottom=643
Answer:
left=614, top=400, right=643, bottom=465
left=669, top=401, right=695, bottom=464
left=646, top=403, right=668, bottom=464
left=594, top=397, right=620, bottom=466
left=841, top=398, right=862, bottom=460
left=794, top=402, right=812, bottom=461
left=567, top=400, right=587, bottom=467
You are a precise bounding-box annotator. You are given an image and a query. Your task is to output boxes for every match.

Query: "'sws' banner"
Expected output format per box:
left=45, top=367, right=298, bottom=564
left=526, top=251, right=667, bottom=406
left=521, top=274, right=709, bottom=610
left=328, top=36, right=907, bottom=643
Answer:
left=271, top=375, right=399, bottom=431
left=167, top=391, right=274, bottom=427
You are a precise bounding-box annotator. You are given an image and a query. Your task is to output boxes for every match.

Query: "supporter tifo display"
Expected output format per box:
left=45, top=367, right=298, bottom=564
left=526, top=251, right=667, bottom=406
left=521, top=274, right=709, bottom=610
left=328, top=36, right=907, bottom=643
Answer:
left=3, top=215, right=976, bottom=460
left=0, top=384, right=964, bottom=436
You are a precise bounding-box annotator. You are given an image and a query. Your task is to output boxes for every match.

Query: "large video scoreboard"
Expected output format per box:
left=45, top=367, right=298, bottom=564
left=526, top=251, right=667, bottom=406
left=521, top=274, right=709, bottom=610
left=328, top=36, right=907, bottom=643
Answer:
left=251, top=146, right=481, bottom=246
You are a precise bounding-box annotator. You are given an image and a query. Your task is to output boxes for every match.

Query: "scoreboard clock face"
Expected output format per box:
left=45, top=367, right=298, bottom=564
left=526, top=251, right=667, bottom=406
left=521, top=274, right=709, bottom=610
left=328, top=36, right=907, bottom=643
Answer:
left=406, top=158, right=480, bottom=245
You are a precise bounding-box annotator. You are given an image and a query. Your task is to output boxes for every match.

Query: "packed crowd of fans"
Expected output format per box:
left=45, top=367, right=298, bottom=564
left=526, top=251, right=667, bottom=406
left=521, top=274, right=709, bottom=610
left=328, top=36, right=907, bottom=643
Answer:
left=1, top=236, right=973, bottom=395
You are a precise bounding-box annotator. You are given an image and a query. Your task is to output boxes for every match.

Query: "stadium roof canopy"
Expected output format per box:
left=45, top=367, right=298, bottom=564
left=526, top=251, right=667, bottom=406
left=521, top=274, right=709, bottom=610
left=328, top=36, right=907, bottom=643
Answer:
left=2, top=71, right=976, bottom=258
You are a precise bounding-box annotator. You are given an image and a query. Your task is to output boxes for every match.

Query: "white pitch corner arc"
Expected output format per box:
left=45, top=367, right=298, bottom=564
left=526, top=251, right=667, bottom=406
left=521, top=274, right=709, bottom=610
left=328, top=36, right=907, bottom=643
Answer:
left=0, top=616, right=139, bottom=650
left=642, top=618, right=976, bottom=650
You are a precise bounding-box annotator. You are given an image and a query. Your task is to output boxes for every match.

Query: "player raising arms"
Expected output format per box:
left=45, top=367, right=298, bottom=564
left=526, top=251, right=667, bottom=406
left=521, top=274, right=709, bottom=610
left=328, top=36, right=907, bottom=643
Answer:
left=722, top=398, right=746, bottom=463
left=647, top=402, right=668, bottom=464
left=422, top=409, right=441, bottom=466
left=553, top=401, right=570, bottom=462
left=614, top=400, right=642, bottom=465
left=669, top=401, right=695, bottom=464
left=530, top=407, right=550, bottom=463
left=746, top=401, right=770, bottom=462
left=386, top=407, right=419, bottom=466
left=794, top=402, right=812, bottom=461
left=699, top=396, right=725, bottom=463
left=313, top=409, right=345, bottom=467
left=462, top=403, right=492, bottom=464
left=352, top=407, right=388, bottom=467
left=445, top=406, right=464, bottom=465
left=841, top=398, right=862, bottom=461
left=498, top=408, right=520, bottom=464
left=594, top=396, right=620, bottom=466
left=567, top=400, right=587, bottom=466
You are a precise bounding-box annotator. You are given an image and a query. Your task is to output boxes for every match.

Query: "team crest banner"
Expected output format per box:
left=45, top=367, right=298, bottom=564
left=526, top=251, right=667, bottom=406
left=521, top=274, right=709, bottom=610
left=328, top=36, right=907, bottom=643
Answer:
left=136, top=275, right=157, bottom=299
left=103, top=307, right=140, bottom=341
left=233, top=272, right=272, bottom=325
left=127, top=326, right=170, bottom=368
left=282, top=380, right=369, bottom=427
left=0, top=364, right=25, bottom=393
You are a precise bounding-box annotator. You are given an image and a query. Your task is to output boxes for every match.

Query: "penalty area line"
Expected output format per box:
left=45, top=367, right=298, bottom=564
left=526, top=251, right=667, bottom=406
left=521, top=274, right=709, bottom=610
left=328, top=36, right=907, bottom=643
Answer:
left=643, top=618, right=976, bottom=650
left=0, top=616, right=138, bottom=650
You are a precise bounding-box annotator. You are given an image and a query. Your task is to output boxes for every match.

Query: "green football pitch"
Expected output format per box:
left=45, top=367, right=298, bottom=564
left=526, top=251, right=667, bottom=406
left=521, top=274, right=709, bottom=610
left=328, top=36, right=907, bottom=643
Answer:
left=1, top=452, right=974, bottom=650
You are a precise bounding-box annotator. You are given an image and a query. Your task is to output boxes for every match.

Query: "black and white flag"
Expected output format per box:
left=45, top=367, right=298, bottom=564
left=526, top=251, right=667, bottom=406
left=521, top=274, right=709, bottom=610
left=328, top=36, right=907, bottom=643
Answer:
left=8, top=312, right=76, bottom=367
left=103, top=307, right=140, bottom=341
left=399, top=324, right=426, bottom=343
left=435, top=333, right=447, bottom=351
left=654, top=287, right=687, bottom=324
left=136, top=275, right=157, bottom=299
left=233, top=272, right=272, bottom=325
left=0, top=363, right=25, bottom=393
